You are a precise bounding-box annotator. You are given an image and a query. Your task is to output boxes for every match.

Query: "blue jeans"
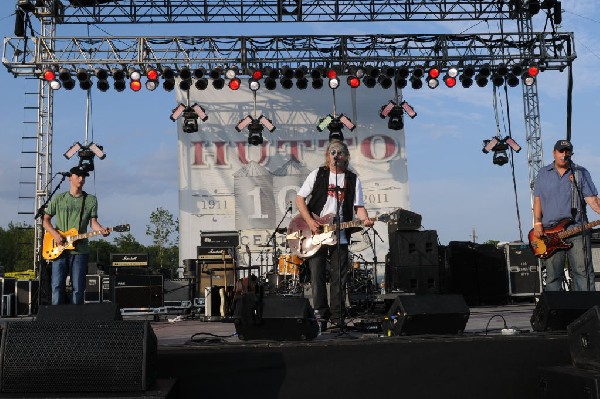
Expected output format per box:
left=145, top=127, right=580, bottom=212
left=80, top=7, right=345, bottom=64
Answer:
left=544, top=234, right=595, bottom=291
left=51, top=253, right=89, bottom=305
left=307, top=244, right=349, bottom=325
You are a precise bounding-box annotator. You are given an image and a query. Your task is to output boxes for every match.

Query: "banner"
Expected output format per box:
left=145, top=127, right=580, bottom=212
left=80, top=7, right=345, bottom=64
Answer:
left=177, top=83, right=410, bottom=284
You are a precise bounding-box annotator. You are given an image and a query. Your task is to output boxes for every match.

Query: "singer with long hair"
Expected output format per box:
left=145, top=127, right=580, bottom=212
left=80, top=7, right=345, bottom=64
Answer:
left=295, top=140, right=373, bottom=331
left=533, top=140, right=600, bottom=291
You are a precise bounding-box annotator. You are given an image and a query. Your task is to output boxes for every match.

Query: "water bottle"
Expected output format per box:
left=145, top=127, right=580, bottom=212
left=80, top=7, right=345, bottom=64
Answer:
left=314, top=309, right=322, bottom=336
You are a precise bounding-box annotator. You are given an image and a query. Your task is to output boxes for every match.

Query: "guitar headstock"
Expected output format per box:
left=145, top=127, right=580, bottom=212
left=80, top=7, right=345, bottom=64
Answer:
left=113, top=224, right=130, bottom=233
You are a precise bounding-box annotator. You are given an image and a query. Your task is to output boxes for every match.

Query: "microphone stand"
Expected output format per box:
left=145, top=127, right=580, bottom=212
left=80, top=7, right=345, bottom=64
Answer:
left=265, top=202, right=293, bottom=288
left=568, top=158, right=592, bottom=291
left=35, top=173, right=69, bottom=306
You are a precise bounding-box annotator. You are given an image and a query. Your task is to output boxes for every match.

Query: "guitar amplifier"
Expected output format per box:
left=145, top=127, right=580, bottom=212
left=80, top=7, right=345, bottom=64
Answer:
left=199, top=231, right=240, bottom=248
left=197, top=246, right=235, bottom=262
left=110, top=253, right=149, bottom=267
left=110, top=275, right=163, bottom=309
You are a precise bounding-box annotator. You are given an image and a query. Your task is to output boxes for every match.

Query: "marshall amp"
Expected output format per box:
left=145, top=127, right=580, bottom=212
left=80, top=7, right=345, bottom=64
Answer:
left=199, top=231, right=240, bottom=248
left=110, top=253, right=149, bottom=267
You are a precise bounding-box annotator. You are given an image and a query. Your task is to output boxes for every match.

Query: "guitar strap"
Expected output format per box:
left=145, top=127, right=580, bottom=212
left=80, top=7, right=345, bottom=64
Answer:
left=78, top=191, right=88, bottom=234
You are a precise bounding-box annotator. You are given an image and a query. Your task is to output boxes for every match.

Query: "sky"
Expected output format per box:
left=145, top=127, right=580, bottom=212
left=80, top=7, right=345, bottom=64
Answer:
left=0, top=1, right=599, bottom=252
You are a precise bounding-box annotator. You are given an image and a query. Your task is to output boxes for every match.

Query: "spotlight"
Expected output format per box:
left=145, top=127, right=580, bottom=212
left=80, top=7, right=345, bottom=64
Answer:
left=378, top=75, right=392, bottom=89
left=443, top=74, right=457, bottom=88
left=506, top=73, right=520, bottom=87
left=362, top=75, right=377, bottom=88
left=191, top=103, right=208, bottom=122
left=236, top=115, right=275, bottom=145
left=195, top=78, right=208, bottom=90
left=212, top=77, right=225, bottom=90
left=209, top=67, right=222, bottom=80
left=326, top=117, right=344, bottom=142
left=316, top=115, right=333, bottom=132
left=379, top=100, right=396, bottom=118
left=49, top=80, right=61, bottom=90
left=281, top=66, right=294, bottom=79
left=522, top=72, right=535, bottom=86
left=395, top=76, right=408, bottom=89
left=427, top=66, right=440, bottom=79
left=58, top=68, right=72, bottom=83
left=170, top=104, right=187, bottom=121
left=347, top=76, right=360, bottom=88
left=235, top=115, right=253, bottom=132
left=228, top=78, right=241, bottom=90
left=296, top=77, right=308, bottom=89
left=112, top=68, right=126, bottom=92
left=311, top=67, right=324, bottom=79
left=145, top=67, right=158, bottom=91
left=170, top=103, right=208, bottom=132
left=76, top=68, right=92, bottom=90
left=63, top=142, right=82, bottom=159
left=250, top=68, right=263, bottom=80
left=460, top=74, right=473, bottom=88
left=491, top=73, right=504, bottom=87
left=265, top=77, right=277, bottom=90
left=265, top=67, right=280, bottom=79
left=294, top=67, right=307, bottom=79
left=162, top=67, right=175, bottom=91
left=258, top=115, right=276, bottom=133
left=497, top=63, right=509, bottom=76
left=381, top=65, right=396, bottom=78
left=88, top=142, right=106, bottom=160
left=401, top=101, right=417, bottom=119
left=328, top=77, right=340, bottom=90
left=338, top=114, right=355, bottom=131
left=479, top=64, right=491, bottom=77
left=42, top=68, right=56, bottom=81
left=397, top=65, right=410, bottom=79
left=128, top=68, right=141, bottom=81
left=224, top=66, right=238, bottom=80
left=364, top=66, right=379, bottom=78
left=194, top=67, right=206, bottom=79
left=95, top=68, right=110, bottom=92
left=511, top=64, right=523, bottom=76
left=412, top=66, right=424, bottom=79
left=410, top=76, right=423, bottom=90
left=280, top=77, right=293, bottom=89
left=249, top=79, right=261, bottom=91
left=527, top=64, right=540, bottom=77
left=447, top=66, right=459, bottom=78
left=183, top=113, right=199, bottom=133
left=463, top=65, right=476, bottom=78
left=311, top=77, right=323, bottom=89
left=475, top=73, right=488, bottom=87
left=130, top=78, right=142, bottom=92
left=482, top=136, right=520, bottom=166
left=387, top=106, right=404, bottom=130
left=427, top=77, right=439, bottom=89
left=247, top=120, right=264, bottom=146
left=326, top=69, right=338, bottom=80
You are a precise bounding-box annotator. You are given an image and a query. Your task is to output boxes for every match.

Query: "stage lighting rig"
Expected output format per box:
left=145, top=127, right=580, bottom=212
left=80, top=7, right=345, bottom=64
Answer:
left=316, top=114, right=355, bottom=142
left=63, top=141, right=106, bottom=172
left=380, top=100, right=417, bottom=131
left=170, top=103, right=208, bottom=133
left=235, top=115, right=276, bottom=145
left=482, top=136, right=521, bottom=166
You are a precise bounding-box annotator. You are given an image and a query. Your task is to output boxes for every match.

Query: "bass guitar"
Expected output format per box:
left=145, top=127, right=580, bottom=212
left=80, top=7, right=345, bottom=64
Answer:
left=42, top=224, right=130, bottom=260
left=287, top=211, right=396, bottom=258
left=528, top=218, right=600, bottom=259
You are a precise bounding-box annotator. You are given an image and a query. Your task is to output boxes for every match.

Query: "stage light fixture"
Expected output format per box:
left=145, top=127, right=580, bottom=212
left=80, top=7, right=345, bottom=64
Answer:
left=130, top=79, right=142, bottom=92
left=479, top=64, right=491, bottom=77
left=447, top=66, right=459, bottom=78
left=236, top=115, right=275, bottom=146
left=294, top=67, right=307, bottom=79
left=249, top=79, right=261, bottom=91
left=475, top=73, right=488, bottom=87
left=380, top=101, right=396, bottom=118
left=212, top=77, right=225, bottom=90
left=265, top=77, right=277, bottom=90
left=362, top=75, right=377, bottom=88
left=88, top=142, right=106, bottom=160
left=491, top=73, right=504, bottom=87
left=228, top=78, right=241, bottom=90
left=412, top=66, right=424, bottom=79
left=182, top=113, right=199, bottom=133
left=316, top=115, right=333, bottom=132
left=378, top=75, right=392, bottom=89
left=326, top=118, right=344, bottom=141
left=247, top=120, right=265, bottom=146
left=76, top=68, right=92, bottom=90
left=410, top=76, right=423, bottom=90
left=497, top=63, right=509, bottom=76
left=42, top=68, right=56, bottom=81
left=522, top=72, right=535, bottom=86
left=401, top=101, right=417, bottom=119
left=281, top=66, right=294, bottom=79
left=460, top=74, right=473, bottom=88
left=482, top=136, right=520, bottom=166
left=49, top=80, right=61, bottom=90
left=110, top=68, right=125, bottom=92
left=326, top=69, right=337, bottom=80
left=328, top=77, right=340, bottom=90
left=506, top=73, right=520, bottom=87
left=280, top=77, right=293, bottom=89
left=63, top=142, right=82, bottom=159
left=265, top=67, right=280, bottom=79
left=387, top=106, right=404, bottom=130
left=162, top=67, right=175, bottom=91
left=353, top=66, right=365, bottom=79
left=58, top=68, right=71, bottom=83
left=311, top=67, right=324, bottom=79
left=251, top=69, right=263, bottom=80
left=427, top=77, right=439, bottom=89
left=463, top=64, right=476, bottom=78
left=128, top=68, right=141, bottom=81
left=511, top=64, right=523, bottom=76
left=427, top=66, right=440, bottom=79
left=144, top=67, right=158, bottom=91
left=235, top=115, right=253, bottom=132
left=397, top=66, right=410, bottom=79
left=258, top=115, right=276, bottom=133
left=191, top=103, right=208, bottom=122
left=527, top=64, right=540, bottom=77
left=209, top=67, right=222, bottom=80
left=312, top=77, right=323, bottom=89
left=338, top=114, right=355, bottom=131
left=347, top=76, right=360, bottom=88
left=195, top=78, right=208, bottom=90
left=364, top=66, right=379, bottom=79
left=381, top=65, right=396, bottom=78
left=194, top=67, right=206, bottom=79
left=296, top=77, right=308, bottom=90
left=225, top=67, right=238, bottom=80
left=395, top=76, right=408, bottom=89
left=443, top=74, right=457, bottom=88
left=170, top=104, right=186, bottom=121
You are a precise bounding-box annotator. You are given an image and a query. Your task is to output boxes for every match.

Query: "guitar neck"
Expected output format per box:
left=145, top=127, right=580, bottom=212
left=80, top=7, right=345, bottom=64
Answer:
left=558, top=220, right=600, bottom=239
left=71, top=227, right=112, bottom=242
left=324, top=216, right=378, bottom=232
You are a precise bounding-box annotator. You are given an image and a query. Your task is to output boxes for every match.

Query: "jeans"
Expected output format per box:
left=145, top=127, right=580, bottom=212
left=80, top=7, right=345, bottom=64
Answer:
left=544, top=234, right=595, bottom=291
left=307, top=244, right=349, bottom=325
left=51, top=252, right=89, bottom=305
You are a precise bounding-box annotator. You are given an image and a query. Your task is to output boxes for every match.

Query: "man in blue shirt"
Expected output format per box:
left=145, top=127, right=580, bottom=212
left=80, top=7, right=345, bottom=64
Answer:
left=533, top=140, right=600, bottom=291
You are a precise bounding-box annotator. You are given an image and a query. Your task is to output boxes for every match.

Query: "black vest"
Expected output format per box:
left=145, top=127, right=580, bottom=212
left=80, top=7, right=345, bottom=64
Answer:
left=306, top=167, right=357, bottom=232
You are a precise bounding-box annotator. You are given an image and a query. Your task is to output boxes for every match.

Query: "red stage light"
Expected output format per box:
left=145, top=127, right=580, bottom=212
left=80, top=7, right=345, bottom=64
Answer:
left=347, top=76, right=360, bottom=88
left=42, top=69, right=55, bottom=81
left=129, top=80, right=142, bottom=91
left=428, top=67, right=440, bottom=79
left=228, top=78, right=241, bottom=90
left=327, top=69, right=337, bottom=79
left=444, top=76, right=457, bottom=88
left=252, top=70, right=263, bottom=80
left=146, top=69, right=158, bottom=80
left=527, top=65, right=540, bottom=77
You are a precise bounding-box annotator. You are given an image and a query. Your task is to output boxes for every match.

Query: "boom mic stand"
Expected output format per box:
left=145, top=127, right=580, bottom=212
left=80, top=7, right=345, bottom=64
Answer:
left=569, top=157, right=593, bottom=291
left=265, top=202, right=294, bottom=288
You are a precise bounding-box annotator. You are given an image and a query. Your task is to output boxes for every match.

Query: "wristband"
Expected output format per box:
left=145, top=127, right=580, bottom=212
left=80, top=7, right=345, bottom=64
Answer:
left=534, top=222, right=542, bottom=226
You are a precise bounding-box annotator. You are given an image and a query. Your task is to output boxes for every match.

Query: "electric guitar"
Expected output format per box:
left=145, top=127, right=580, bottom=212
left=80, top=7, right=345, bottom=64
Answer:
left=287, top=211, right=396, bottom=258
left=528, top=218, right=600, bottom=259
left=42, top=224, right=130, bottom=260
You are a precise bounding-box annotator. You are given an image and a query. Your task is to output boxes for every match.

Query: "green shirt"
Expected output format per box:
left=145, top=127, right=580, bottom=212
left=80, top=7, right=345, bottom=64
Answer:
left=45, top=191, right=99, bottom=254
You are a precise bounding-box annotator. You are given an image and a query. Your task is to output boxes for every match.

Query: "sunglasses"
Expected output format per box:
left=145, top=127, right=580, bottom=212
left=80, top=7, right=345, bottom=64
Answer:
left=557, top=148, right=572, bottom=153
left=329, top=149, right=348, bottom=156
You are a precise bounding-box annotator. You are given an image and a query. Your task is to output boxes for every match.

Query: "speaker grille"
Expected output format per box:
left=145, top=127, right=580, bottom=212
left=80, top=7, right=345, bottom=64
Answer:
left=0, top=320, right=157, bottom=393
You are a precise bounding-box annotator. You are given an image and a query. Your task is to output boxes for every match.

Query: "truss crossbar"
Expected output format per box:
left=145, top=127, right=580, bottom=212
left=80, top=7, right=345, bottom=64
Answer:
left=30, top=0, right=528, bottom=24
left=3, top=33, right=575, bottom=76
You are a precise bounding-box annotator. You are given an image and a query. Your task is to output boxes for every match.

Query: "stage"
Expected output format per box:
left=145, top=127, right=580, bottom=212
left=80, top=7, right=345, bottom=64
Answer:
left=148, top=302, right=572, bottom=399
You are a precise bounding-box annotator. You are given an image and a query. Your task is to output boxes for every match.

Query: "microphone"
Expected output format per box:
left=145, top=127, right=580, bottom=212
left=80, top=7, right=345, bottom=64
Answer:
left=58, top=171, right=71, bottom=177
left=563, top=155, right=571, bottom=161
left=333, top=155, right=339, bottom=161
left=287, top=201, right=293, bottom=212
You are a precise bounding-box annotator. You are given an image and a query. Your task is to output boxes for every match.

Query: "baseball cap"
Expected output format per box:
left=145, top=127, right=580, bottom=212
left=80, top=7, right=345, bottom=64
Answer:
left=553, top=140, right=573, bottom=152
left=69, top=166, right=89, bottom=177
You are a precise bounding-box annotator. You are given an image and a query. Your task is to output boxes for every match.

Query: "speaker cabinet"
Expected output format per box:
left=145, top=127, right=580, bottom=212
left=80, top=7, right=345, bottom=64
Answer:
left=388, top=265, right=440, bottom=294
left=382, top=294, right=470, bottom=336
left=198, top=262, right=235, bottom=296
left=85, top=274, right=102, bottom=303
left=0, top=320, right=157, bottom=393
left=110, top=275, right=163, bottom=309
left=539, top=366, right=600, bottom=399
left=568, top=305, right=600, bottom=372
left=233, top=296, right=319, bottom=341
left=388, top=230, right=439, bottom=267
left=531, top=292, right=600, bottom=332
left=164, top=278, right=193, bottom=302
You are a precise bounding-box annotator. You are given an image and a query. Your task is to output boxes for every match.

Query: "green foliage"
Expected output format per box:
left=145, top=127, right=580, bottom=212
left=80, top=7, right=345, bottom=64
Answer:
left=0, top=222, right=35, bottom=272
left=146, top=207, right=179, bottom=270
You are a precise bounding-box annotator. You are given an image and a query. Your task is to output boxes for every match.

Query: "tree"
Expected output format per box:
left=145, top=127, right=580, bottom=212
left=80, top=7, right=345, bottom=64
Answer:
left=113, top=232, right=146, bottom=253
left=146, top=207, right=179, bottom=271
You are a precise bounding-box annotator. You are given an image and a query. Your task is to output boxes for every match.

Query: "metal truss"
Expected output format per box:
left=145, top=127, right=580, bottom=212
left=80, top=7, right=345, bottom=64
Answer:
left=3, top=32, right=575, bottom=76
left=30, top=0, right=528, bottom=24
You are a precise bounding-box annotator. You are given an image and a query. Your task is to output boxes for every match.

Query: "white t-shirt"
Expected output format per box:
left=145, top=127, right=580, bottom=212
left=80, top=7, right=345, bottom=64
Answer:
left=297, top=168, right=365, bottom=244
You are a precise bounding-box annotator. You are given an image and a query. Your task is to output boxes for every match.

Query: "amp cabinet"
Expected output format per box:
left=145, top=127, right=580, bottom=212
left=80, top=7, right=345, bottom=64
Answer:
left=110, top=275, right=163, bottom=309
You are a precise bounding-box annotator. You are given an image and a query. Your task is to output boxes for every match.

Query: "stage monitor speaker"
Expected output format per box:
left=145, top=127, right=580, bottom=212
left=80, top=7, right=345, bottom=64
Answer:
left=531, top=292, right=600, bottom=332
left=568, top=305, right=600, bottom=372
left=0, top=320, right=157, bottom=393
left=382, top=294, right=470, bottom=336
left=36, top=302, right=122, bottom=321
left=233, top=296, right=319, bottom=341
